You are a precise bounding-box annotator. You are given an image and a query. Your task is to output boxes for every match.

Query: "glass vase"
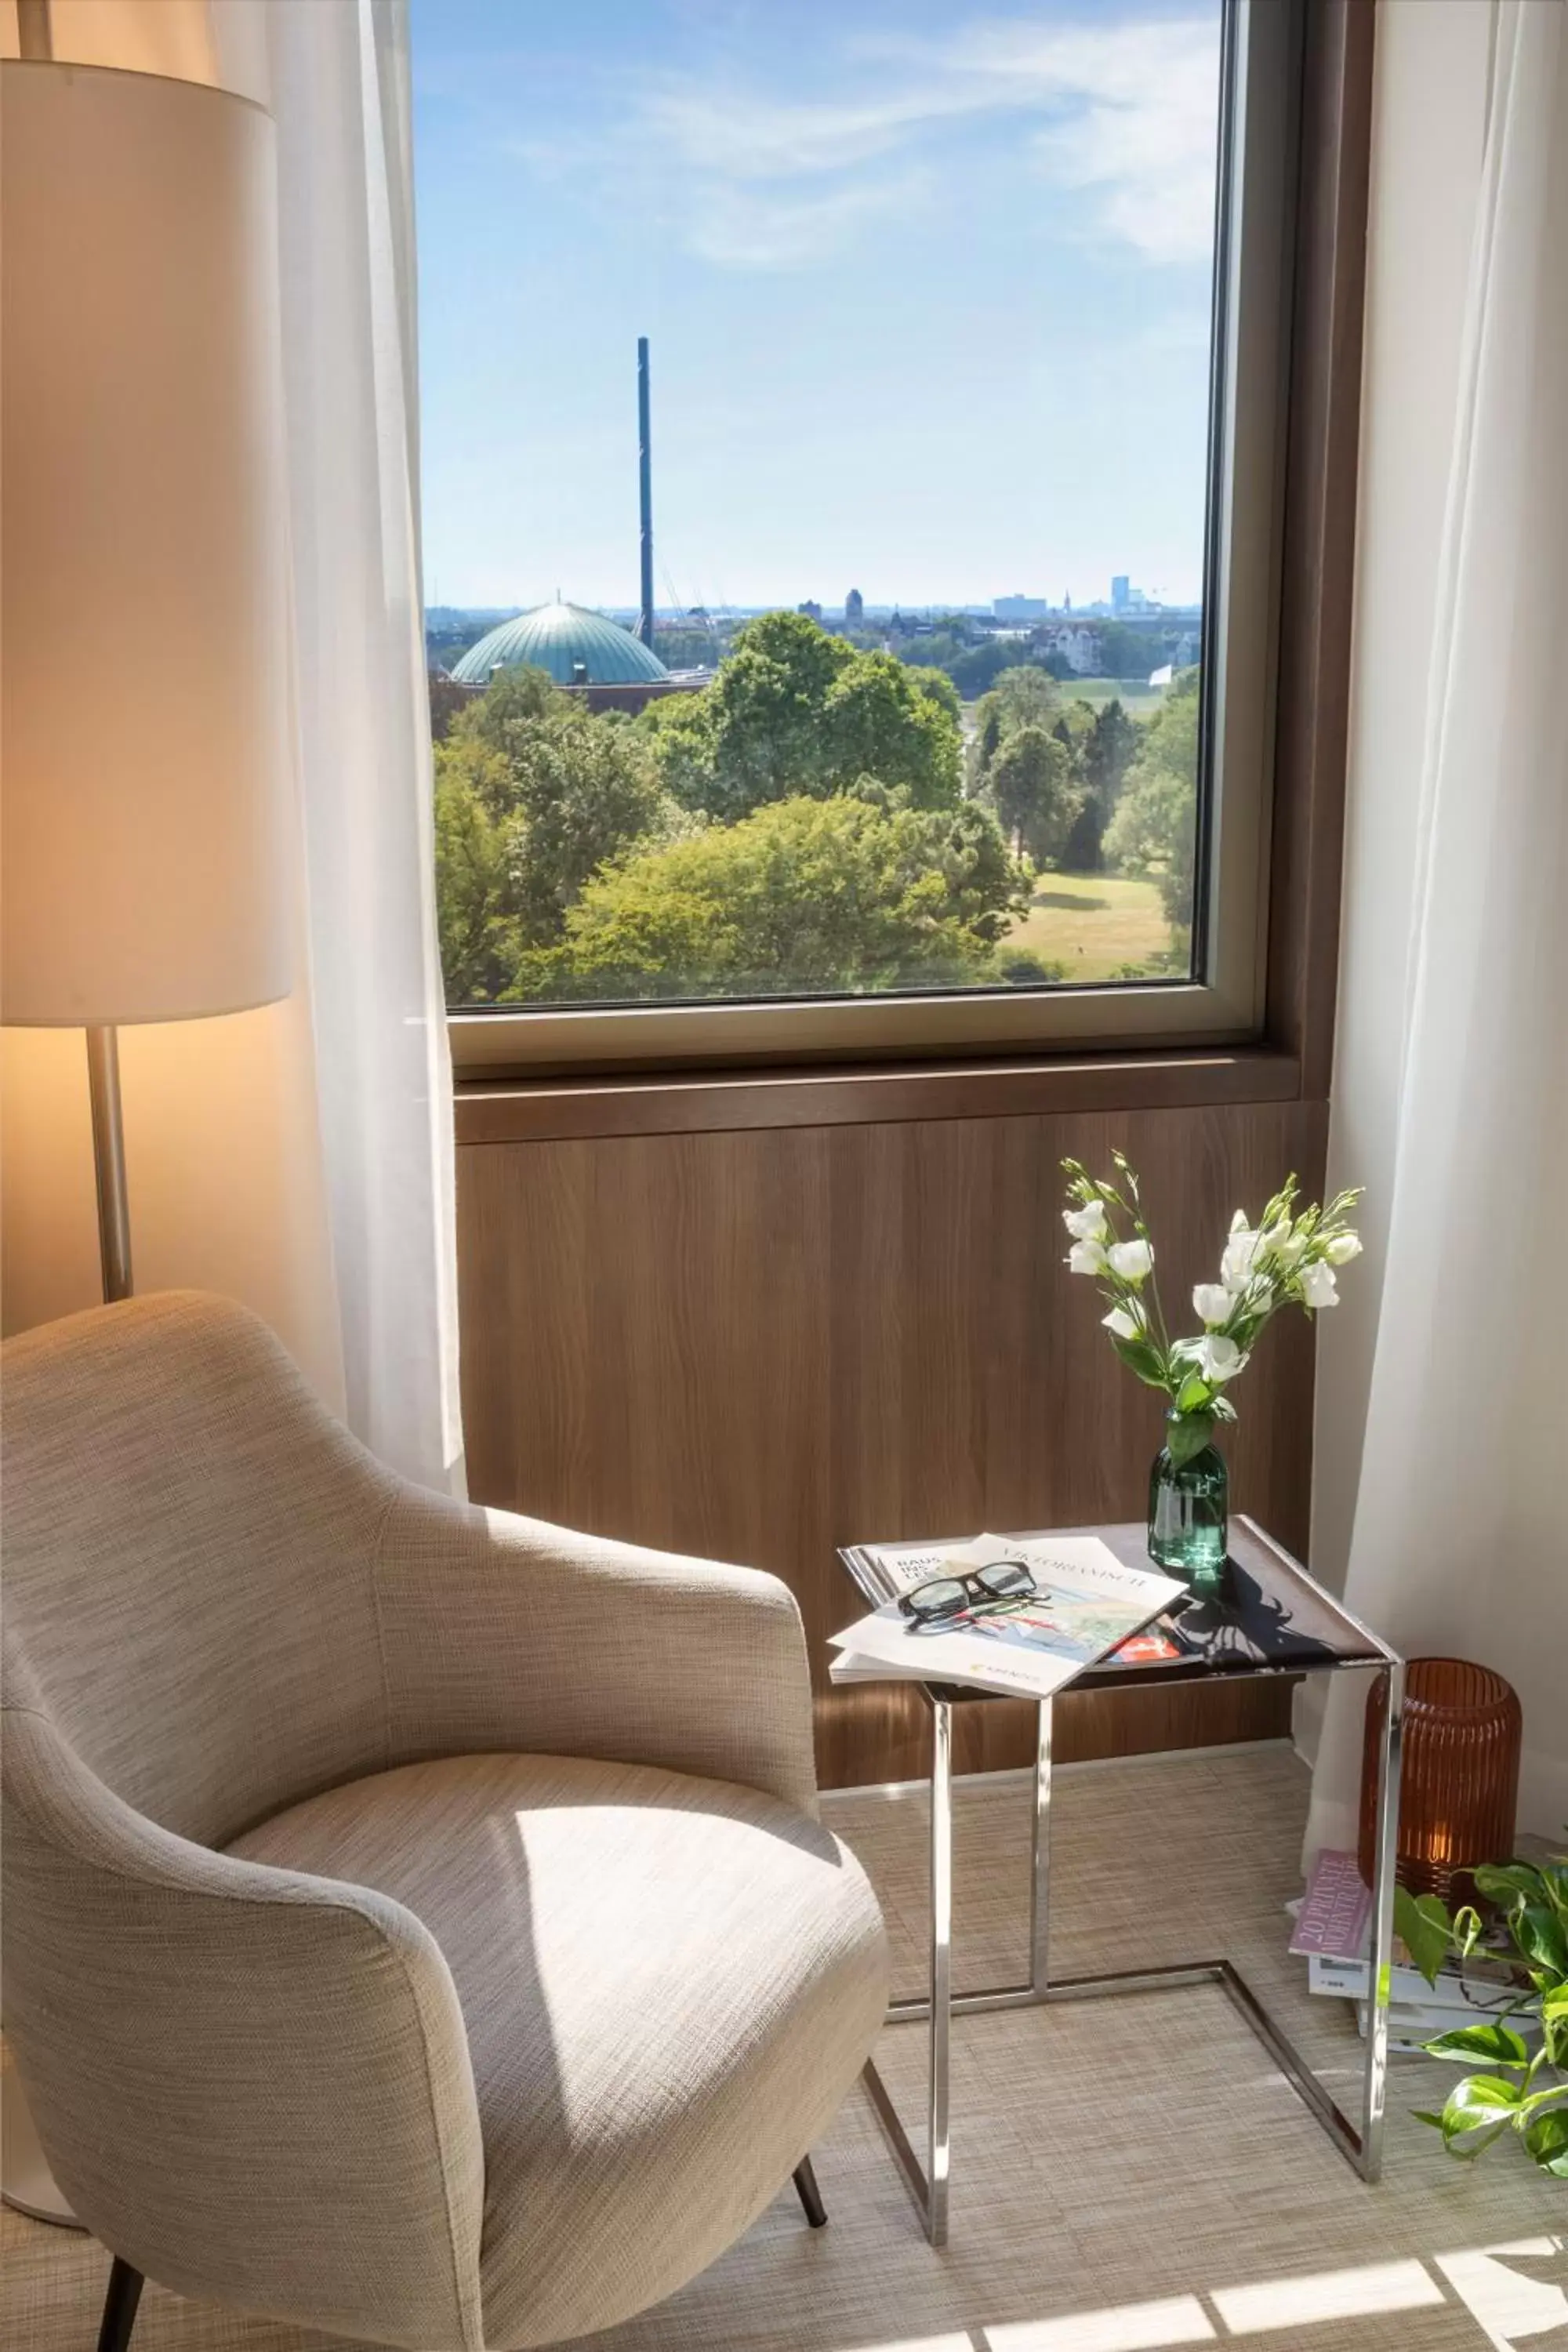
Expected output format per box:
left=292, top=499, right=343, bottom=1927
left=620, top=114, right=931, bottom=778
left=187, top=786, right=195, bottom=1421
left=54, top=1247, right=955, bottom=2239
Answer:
left=1147, top=1413, right=1229, bottom=1591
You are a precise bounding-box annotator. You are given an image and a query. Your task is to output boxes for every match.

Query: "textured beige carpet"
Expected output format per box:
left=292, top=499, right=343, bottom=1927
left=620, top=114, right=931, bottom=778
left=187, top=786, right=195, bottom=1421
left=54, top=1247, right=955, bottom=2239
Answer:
left=5, top=1744, right=1562, bottom=2352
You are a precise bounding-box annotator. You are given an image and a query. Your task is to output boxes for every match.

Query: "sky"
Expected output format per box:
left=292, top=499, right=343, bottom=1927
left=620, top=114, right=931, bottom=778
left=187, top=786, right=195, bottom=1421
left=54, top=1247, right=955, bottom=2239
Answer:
left=410, top=0, right=1223, bottom=614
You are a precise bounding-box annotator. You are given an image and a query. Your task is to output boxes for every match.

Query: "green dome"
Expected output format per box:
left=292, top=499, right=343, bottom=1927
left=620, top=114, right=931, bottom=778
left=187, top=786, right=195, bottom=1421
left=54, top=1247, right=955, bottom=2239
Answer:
left=451, top=600, right=669, bottom=688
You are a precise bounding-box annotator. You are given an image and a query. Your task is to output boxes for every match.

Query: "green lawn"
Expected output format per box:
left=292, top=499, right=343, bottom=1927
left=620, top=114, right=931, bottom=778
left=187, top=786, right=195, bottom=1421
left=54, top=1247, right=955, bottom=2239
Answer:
left=1058, top=676, right=1168, bottom=717
left=1004, top=870, right=1175, bottom=981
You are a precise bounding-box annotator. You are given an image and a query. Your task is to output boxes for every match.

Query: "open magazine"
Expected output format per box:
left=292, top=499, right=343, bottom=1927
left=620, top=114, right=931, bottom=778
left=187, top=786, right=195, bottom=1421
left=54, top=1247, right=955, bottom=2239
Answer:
left=829, top=1533, right=1186, bottom=1702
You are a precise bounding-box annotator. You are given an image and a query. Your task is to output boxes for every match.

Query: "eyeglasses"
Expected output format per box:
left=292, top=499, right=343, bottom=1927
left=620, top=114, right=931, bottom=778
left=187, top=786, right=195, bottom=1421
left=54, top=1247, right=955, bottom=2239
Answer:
left=898, top=1559, right=1037, bottom=1624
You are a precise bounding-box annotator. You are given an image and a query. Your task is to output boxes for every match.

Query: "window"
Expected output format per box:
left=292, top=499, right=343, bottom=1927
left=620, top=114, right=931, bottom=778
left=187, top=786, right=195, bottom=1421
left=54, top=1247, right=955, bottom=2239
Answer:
left=414, top=0, right=1298, bottom=1073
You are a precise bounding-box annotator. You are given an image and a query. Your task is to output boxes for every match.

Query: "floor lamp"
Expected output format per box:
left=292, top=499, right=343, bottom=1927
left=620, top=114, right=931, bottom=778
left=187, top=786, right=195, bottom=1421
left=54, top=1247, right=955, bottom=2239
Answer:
left=1, top=45, right=292, bottom=2215
left=1, top=46, right=292, bottom=1300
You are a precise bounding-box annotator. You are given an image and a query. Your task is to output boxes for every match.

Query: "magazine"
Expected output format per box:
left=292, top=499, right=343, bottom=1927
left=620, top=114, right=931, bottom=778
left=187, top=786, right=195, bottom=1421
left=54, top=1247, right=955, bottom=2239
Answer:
left=1289, top=1847, right=1372, bottom=1960
left=1290, top=1848, right=1534, bottom=2017
left=829, top=1533, right=1186, bottom=1702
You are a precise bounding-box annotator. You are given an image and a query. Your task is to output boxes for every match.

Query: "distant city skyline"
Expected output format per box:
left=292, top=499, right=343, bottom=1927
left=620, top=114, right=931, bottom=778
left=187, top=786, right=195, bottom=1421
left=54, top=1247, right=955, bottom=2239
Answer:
left=426, top=586, right=1203, bottom=624
left=412, top=0, right=1222, bottom=611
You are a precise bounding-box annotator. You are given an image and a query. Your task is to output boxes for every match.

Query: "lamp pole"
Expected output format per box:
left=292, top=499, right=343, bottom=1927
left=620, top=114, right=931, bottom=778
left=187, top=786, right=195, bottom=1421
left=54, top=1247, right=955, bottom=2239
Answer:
left=16, top=2, right=50, bottom=62
left=85, top=1029, right=133, bottom=1301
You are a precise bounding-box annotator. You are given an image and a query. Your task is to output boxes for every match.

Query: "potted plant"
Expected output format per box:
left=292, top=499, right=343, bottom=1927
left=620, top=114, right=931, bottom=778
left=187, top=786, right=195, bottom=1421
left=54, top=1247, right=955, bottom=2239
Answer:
left=1061, top=1152, right=1363, bottom=1588
left=1396, top=1860, right=1568, bottom=2176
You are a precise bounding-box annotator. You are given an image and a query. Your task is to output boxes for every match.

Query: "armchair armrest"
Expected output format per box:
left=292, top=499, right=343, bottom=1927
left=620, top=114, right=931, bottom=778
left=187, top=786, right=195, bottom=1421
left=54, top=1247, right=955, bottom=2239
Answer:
left=2, top=1710, right=485, bottom=2352
left=376, top=1489, right=820, bottom=1817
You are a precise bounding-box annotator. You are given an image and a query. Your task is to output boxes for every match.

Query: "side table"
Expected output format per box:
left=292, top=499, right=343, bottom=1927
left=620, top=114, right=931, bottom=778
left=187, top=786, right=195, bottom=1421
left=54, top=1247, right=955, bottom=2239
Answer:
left=837, top=1515, right=1403, bottom=2247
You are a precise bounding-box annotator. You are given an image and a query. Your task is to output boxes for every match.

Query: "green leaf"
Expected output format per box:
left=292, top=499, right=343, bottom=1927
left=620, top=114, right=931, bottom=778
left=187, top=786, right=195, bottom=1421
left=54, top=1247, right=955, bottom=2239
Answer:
left=1395, top=1886, right=1454, bottom=1987
left=1110, top=1334, right=1169, bottom=1390
left=1474, top=1863, right=1545, bottom=1907
left=1423, top=2022, right=1530, bottom=2068
left=1175, top=1373, right=1210, bottom=1415
left=1517, top=1903, right=1568, bottom=1979
left=1452, top=1904, right=1486, bottom=1959
left=1440, top=2073, right=1523, bottom=2158
left=1412, top=2109, right=1446, bottom=2131
left=1541, top=1984, right=1568, bottom=2067
left=1165, top=1412, right=1214, bottom=1467
left=1524, top=2107, right=1568, bottom=2177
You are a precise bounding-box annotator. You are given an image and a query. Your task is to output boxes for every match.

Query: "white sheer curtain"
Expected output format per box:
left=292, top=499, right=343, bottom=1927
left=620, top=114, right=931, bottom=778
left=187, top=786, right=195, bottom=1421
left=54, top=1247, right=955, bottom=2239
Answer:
left=0, top=0, right=461, bottom=1492
left=262, top=0, right=463, bottom=1489
left=1305, top=0, right=1568, bottom=1856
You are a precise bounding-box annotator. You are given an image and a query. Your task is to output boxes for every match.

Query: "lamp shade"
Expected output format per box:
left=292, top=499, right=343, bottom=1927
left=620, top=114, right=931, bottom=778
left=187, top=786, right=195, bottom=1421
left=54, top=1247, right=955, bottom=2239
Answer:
left=2, top=61, right=292, bottom=1027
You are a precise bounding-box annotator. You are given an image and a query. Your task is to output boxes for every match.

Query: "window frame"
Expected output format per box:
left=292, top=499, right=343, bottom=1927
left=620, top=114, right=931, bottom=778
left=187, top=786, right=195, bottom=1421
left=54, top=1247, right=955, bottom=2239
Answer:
left=445, top=0, right=1306, bottom=1083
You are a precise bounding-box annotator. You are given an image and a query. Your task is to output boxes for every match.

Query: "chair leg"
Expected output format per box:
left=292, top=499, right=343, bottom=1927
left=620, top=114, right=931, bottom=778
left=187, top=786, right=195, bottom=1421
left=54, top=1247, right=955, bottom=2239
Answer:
left=793, top=2155, right=827, bottom=2228
left=96, top=2256, right=143, bottom=2352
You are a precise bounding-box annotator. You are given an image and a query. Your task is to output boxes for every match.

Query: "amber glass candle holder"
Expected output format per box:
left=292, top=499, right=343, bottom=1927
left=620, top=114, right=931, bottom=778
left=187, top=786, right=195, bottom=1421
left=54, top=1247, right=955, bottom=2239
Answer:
left=1359, top=1657, right=1522, bottom=1904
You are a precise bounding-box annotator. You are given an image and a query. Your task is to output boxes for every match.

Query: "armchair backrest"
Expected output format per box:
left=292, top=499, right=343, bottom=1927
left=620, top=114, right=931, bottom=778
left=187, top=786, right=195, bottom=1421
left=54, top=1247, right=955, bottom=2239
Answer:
left=2, top=1290, right=398, bottom=1848
left=2, top=1295, right=488, bottom=2350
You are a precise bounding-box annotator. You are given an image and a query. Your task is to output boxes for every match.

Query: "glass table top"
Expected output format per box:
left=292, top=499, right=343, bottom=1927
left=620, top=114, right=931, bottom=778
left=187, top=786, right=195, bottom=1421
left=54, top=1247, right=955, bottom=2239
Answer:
left=836, top=1515, right=1395, bottom=1699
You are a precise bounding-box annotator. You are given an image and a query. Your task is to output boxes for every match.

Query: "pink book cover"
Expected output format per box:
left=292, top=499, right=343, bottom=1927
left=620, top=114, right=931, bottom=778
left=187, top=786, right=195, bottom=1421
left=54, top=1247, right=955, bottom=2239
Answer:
left=1290, top=1848, right=1371, bottom=1959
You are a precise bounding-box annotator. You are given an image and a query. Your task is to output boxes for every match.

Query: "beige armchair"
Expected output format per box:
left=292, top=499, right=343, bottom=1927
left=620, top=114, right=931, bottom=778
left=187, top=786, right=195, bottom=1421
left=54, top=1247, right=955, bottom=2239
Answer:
left=2, top=1292, right=888, bottom=2350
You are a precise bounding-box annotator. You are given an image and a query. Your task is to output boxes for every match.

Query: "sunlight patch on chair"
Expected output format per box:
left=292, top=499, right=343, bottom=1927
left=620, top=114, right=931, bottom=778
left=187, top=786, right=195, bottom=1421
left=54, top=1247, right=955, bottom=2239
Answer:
left=1210, top=2259, right=1445, bottom=2333
left=988, top=2295, right=1214, bottom=2350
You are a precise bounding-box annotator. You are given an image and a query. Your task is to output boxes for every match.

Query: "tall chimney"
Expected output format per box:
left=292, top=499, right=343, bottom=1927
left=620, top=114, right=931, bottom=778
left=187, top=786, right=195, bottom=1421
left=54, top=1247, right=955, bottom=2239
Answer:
left=637, top=336, right=655, bottom=649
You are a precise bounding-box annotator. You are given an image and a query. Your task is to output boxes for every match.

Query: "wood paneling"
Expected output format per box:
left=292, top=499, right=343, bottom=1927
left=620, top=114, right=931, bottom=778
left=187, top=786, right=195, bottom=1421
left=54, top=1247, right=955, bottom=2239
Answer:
left=459, top=1098, right=1326, bottom=1788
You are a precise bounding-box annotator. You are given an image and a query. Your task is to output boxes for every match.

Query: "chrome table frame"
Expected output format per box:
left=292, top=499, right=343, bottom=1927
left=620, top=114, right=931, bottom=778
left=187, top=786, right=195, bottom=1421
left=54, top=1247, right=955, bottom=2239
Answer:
left=851, top=1539, right=1404, bottom=2248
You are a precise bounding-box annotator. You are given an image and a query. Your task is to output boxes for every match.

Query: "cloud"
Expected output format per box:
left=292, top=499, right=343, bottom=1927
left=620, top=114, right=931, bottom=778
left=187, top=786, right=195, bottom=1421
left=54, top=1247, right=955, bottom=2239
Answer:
left=934, top=21, right=1225, bottom=265
left=517, top=12, right=1222, bottom=272
left=683, top=171, right=930, bottom=270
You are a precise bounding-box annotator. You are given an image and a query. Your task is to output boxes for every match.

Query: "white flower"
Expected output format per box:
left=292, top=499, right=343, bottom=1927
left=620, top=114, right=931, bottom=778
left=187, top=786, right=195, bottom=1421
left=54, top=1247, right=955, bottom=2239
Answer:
left=1067, top=1239, right=1108, bottom=1276
left=1063, top=1199, right=1109, bottom=1242
left=1325, top=1231, right=1363, bottom=1266
left=1221, top=1226, right=1263, bottom=1291
left=1200, top=1333, right=1248, bottom=1383
left=1229, top=1208, right=1250, bottom=1233
left=1102, top=1305, right=1143, bottom=1341
left=1301, top=1261, right=1339, bottom=1308
left=1107, top=1237, right=1153, bottom=1282
left=1192, top=1282, right=1232, bottom=1327
left=1270, top=1228, right=1308, bottom=1269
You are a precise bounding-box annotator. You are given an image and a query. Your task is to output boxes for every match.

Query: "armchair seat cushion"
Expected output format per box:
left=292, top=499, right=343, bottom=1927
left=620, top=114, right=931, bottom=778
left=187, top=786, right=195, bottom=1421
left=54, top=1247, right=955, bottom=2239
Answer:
left=227, top=1751, right=888, bottom=2350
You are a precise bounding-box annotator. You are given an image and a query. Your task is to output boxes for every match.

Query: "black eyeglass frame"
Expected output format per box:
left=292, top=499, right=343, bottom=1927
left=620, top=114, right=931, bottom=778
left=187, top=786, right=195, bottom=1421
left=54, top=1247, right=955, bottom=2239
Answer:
left=898, top=1560, right=1038, bottom=1624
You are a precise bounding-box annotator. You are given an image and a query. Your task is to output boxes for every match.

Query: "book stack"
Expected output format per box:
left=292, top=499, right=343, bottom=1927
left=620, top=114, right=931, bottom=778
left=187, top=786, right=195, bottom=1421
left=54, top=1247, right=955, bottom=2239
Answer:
left=1290, top=1848, right=1537, bottom=2051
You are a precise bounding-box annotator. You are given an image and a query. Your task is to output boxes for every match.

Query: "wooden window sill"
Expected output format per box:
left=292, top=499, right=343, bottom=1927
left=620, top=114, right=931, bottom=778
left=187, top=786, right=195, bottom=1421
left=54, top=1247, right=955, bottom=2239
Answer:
left=453, top=1046, right=1303, bottom=1145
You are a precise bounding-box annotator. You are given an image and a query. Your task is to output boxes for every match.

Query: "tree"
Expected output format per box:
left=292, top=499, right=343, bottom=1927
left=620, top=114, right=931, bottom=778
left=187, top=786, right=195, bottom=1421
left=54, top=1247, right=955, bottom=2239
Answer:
left=695, top=608, right=854, bottom=816
left=1095, top=621, right=1163, bottom=681
left=641, top=611, right=962, bottom=822
left=1103, top=667, right=1201, bottom=924
left=1058, top=697, right=1142, bottom=873
left=985, top=724, right=1076, bottom=865
left=1082, top=697, right=1140, bottom=807
left=426, top=671, right=474, bottom=743
left=525, top=789, right=1025, bottom=1001
left=433, top=767, right=517, bottom=1003
left=822, top=652, right=961, bottom=808
left=971, top=664, right=1060, bottom=777
left=982, top=665, right=1061, bottom=734
left=432, top=666, right=676, bottom=1000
